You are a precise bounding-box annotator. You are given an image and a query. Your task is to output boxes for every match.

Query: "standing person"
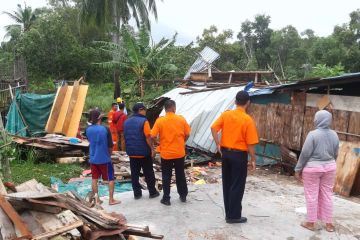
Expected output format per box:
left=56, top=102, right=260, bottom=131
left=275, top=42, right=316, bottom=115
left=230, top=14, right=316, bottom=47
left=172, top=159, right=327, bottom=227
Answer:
left=151, top=100, right=191, bottom=206
left=124, top=103, right=160, bottom=199
left=113, top=103, right=127, bottom=151
left=85, top=109, right=121, bottom=205
left=116, top=97, right=128, bottom=115
left=108, top=103, right=119, bottom=151
left=211, top=91, right=259, bottom=224
left=295, top=110, right=339, bottom=232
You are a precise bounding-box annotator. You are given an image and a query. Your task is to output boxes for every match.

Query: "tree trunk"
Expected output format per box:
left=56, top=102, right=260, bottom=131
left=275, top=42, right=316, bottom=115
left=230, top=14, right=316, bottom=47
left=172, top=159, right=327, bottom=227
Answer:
left=140, top=78, right=144, bottom=98
left=113, top=69, right=121, bottom=99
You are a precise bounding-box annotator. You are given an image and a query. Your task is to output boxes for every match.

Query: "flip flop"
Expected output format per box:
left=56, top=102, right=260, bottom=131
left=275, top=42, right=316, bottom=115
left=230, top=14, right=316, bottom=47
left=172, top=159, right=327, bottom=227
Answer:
left=301, top=222, right=315, bottom=231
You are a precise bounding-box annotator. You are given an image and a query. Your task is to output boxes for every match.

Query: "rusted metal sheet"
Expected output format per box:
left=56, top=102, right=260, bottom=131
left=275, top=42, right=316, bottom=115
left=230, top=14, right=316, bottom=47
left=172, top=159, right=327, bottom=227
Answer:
left=332, top=110, right=350, bottom=141
left=347, top=112, right=360, bottom=142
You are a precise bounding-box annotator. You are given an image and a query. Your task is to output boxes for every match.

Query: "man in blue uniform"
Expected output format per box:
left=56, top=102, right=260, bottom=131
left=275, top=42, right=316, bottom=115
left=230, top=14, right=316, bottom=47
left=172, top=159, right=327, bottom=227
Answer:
left=124, top=103, right=159, bottom=200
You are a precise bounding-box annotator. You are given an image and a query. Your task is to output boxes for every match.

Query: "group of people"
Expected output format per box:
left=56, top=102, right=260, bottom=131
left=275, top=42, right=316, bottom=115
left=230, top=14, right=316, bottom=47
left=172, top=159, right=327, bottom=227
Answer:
left=85, top=90, right=339, bottom=232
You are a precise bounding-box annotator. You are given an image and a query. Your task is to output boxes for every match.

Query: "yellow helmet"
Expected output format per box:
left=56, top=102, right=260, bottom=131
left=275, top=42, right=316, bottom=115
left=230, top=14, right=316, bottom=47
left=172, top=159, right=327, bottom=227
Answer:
left=116, top=97, right=123, bottom=103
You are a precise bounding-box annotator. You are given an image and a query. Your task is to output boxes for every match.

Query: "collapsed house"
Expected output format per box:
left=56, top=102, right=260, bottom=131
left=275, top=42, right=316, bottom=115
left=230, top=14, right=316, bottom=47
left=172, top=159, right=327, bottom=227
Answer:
left=149, top=71, right=360, bottom=198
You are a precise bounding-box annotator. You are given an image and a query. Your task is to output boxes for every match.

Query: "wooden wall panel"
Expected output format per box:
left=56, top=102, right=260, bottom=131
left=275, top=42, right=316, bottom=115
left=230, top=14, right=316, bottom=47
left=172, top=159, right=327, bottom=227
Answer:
left=265, top=103, right=278, bottom=141
left=65, top=85, right=88, bottom=137
left=301, top=107, right=317, bottom=146
left=280, top=104, right=292, bottom=147
left=332, top=110, right=350, bottom=141
left=248, top=104, right=267, bottom=139
left=45, top=85, right=68, bottom=133
left=347, top=112, right=360, bottom=142
left=62, top=81, right=80, bottom=134
left=288, top=104, right=305, bottom=150
left=54, top=86, right=73, bottom=133
left=334, top=141, right=360, bottom=197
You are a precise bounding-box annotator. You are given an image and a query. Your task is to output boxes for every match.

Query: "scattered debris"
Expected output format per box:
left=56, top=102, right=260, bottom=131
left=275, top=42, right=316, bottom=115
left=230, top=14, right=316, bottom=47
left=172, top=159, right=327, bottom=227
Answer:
left=0, top=179, right=163, bottom=239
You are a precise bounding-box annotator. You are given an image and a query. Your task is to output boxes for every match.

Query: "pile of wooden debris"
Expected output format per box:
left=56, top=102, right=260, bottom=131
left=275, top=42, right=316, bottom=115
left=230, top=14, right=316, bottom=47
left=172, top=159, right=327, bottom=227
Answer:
left=0, top=179, right=163, bottom=240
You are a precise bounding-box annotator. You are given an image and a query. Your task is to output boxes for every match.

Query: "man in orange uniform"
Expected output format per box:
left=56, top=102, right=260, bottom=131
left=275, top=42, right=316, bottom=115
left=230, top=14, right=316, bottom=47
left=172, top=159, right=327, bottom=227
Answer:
left=151, top=100, right=191, bottom=206
left=113, top=103, right=127, bottom=151
left=108, top=103, right=118, bottom=151
left=211, top=91, right=259, bottom=224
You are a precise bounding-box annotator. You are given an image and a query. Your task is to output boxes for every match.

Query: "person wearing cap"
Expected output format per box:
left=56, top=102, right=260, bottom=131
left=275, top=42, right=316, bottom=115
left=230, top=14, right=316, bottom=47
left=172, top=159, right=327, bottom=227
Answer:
left=211, top=90, right=259, bottom=224
left=108, top=103, right=119, bottom=151
left=116, top=97, right=128, bottom=115
left=151, top=100, right=191, bottom=206
left=113, top=103, right=127, bottom=151
left=85, top=108, right=121, bottom=205
left=124, top=103, right=160, bottom=199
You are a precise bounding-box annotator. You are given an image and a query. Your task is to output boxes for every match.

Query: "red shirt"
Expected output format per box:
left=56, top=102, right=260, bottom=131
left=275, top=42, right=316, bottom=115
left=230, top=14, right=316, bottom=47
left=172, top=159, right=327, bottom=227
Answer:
left=113, top=111, right=127, bottom=132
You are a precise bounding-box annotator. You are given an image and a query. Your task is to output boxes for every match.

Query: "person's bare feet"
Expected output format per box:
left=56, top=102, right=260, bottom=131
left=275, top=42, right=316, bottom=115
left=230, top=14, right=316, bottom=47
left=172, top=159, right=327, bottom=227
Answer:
left=96, top=197, right=103, bottom=205
left=109, top=199, right=121, bottom=205
left=325, top=223, right=335, bottom=232
left=301, top=221, right=315, bottom=231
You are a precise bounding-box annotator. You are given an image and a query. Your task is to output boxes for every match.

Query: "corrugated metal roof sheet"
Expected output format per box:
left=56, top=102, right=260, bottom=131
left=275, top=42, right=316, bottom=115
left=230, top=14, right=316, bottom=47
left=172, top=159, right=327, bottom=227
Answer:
left=184, top=46, right=220, bottom=80
left=159, top=86, right=266, bottom=153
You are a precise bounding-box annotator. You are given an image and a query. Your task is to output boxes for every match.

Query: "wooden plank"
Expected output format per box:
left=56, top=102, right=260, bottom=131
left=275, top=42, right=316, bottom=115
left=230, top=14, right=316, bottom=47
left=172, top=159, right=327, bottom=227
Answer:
left=0, top=179, right=6, bottom=195
left=301, top=107, right=317, bottom=146
left=0, top=207, right=17, bottom=240
left=347, top=112, right=360, bottom=142
left=56, top=157, right=85, bottom=164
left=45, top=85, right=68, bottom=133
left=332, top=110, right=350, bottom=141
left=65, top=85, right=88, bottom=137
left=334, top=141, right=360, bottom=197
left=62, top=81, right=81, bottom=135
left=8, top=198, right=63, bottom=214
left=54, top=86, right=73, bottom=133
left=30, top=210, right=83, bottom=240
left=351, top=167, right=360, bottom=196
left=0, top=196, right=32, bottom=238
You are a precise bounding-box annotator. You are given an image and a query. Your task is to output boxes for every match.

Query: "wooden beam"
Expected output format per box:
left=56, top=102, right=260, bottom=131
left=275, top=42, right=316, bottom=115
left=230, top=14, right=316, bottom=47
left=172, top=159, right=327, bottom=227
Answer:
left=54, top=86, right=73, bottom=133
left=0, top=196, right=32, bottom=239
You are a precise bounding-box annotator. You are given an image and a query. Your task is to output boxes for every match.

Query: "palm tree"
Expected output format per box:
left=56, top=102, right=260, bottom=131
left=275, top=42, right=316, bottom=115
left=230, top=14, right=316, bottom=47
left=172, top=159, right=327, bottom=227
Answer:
left=3, top=4, right=37, bottom=33
left=96, top=25, right=176, bottom=97
left=79, top=0, right=160, bottom=98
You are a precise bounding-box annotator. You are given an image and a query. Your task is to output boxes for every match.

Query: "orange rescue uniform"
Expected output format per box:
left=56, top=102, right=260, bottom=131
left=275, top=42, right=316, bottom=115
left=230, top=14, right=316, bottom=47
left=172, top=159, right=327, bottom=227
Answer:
left=108, top=110, right=119, bottom=151
left=151, top=112, right=191, bottom=159
left=211, top=107, right=259, bottom=151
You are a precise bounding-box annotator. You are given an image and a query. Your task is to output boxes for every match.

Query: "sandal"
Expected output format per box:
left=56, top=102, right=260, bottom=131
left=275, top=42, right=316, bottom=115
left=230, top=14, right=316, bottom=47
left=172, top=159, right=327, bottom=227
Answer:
left=301, top=222, right=315, bottom=231
left=325, top=223, right=335, bottom=232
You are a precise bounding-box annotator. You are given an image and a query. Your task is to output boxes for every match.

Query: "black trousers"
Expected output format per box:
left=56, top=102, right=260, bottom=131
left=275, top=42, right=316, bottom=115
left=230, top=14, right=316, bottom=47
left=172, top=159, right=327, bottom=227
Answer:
left=222, top=149, right=248, bottom=219
left=129, top=156, right=157, bottom=197
left=161, top=158, right=188, bottom=201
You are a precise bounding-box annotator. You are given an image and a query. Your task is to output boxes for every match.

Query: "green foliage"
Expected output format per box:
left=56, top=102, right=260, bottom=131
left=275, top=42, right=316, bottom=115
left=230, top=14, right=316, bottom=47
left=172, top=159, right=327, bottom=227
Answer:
left=307, top=64, right=345, bottom=78
left=10, top=157, right=84, bottom=186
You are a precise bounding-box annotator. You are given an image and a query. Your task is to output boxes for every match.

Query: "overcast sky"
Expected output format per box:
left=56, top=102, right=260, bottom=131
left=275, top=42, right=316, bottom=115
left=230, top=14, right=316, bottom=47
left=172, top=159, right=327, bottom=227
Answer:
left=0, top=0, right=359, bottom=45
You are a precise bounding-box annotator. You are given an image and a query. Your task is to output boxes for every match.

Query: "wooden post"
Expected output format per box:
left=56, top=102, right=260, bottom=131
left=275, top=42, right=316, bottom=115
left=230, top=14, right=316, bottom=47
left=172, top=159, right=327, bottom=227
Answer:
left=255, top=73, right=258, bottom=83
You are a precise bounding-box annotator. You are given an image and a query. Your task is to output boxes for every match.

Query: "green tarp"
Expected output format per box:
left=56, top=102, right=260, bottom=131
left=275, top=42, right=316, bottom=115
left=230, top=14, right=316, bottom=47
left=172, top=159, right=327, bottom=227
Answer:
left=5, top=91, right=55, bottom=137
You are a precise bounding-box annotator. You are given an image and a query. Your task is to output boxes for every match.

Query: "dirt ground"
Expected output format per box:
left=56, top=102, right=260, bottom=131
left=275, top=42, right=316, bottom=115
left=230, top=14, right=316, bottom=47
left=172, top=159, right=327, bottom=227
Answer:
left=103, top=168, right=360, bottom=240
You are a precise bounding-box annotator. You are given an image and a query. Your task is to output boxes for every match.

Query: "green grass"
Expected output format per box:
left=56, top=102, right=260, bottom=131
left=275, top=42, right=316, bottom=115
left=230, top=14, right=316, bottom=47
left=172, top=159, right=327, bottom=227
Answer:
left=10, top=159, right=84, bottom=186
